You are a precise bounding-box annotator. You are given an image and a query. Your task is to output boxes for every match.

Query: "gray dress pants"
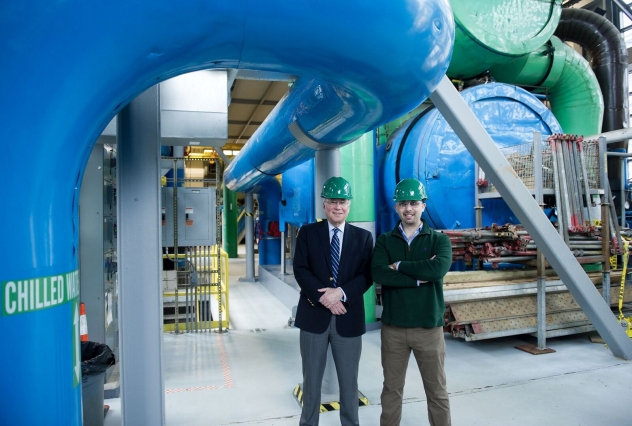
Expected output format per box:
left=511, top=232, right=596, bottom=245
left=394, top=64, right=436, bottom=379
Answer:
left=299, top=316, right=362, bottom=426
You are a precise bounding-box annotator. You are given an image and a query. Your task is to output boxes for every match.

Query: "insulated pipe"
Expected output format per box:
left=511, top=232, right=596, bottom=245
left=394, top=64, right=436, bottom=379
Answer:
left=447, top=0, right=562, bottom=79
left=224, top=3, right=454, bottom=192
left=341, top=133, right=377, bottom=324
left=0, top=2, right=453, bottom=423
left=555, top=8, right=629, bottom=141
left=490, top=36, right=604, bottom=136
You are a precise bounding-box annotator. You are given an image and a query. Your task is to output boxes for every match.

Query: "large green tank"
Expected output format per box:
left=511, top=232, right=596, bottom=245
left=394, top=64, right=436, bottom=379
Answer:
left=448, top=0, right=562, bottom=79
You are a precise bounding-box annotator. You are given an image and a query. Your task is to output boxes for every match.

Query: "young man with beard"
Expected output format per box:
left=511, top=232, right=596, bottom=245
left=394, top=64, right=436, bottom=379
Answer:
left=371, top=178, right=453, bottom=426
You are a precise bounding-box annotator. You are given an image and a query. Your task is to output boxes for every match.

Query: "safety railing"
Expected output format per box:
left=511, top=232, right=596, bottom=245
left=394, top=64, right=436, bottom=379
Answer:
left=162, top=245, right=229, bottom=332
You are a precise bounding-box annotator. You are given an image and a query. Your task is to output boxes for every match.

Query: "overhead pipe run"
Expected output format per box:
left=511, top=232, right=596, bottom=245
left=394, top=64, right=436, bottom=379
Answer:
left=224, top=2, right=455, bottom=192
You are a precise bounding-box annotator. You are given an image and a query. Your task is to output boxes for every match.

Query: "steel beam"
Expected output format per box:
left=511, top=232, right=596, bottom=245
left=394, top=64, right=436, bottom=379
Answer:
left=585, top=127, right=632, bottom=145
left=430, top=76, right=632, bottom=359
left=117, top=85, right=165, bottom=423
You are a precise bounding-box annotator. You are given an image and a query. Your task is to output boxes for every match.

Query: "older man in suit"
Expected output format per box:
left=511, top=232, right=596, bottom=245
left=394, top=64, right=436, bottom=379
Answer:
left=293, top=176, right=374, bottom=426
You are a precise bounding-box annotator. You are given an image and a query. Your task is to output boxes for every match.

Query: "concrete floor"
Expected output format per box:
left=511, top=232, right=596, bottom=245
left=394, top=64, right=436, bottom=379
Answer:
left=103, top=252, right=631, bottom=426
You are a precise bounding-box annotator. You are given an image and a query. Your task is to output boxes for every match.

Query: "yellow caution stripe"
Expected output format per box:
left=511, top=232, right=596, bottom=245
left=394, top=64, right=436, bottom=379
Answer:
left=293, top=383, right=369, bottom=412
left=618, top=240, right=632, bottom=339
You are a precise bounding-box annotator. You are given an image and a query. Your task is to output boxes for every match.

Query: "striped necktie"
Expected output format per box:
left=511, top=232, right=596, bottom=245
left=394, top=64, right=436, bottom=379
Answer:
left=331, top=228, right=340, bottom=287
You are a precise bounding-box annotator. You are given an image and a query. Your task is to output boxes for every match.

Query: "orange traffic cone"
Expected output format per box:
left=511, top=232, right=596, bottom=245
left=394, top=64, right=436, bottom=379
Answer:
left=79, top=303, right=89, bottom=342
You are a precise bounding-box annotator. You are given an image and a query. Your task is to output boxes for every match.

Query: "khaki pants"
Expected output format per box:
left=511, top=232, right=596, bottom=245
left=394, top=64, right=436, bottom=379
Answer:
left=380, top=324, right=450, bottom=426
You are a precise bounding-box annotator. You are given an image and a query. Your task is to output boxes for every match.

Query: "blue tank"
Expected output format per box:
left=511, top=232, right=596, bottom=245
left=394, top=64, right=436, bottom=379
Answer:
left=255, top=177, right=282, bottom=265
left=376, top=83, right=563, bottom=233
left=280, top=159, right=315, bottom=229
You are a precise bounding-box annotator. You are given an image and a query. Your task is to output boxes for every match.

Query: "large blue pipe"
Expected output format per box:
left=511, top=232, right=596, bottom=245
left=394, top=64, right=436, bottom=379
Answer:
left=225, top=3, right=455, bottom=192
left=0, top=1, right=453, bottom=423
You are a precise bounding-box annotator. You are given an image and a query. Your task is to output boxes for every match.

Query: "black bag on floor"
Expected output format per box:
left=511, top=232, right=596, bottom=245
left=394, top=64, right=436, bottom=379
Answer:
left=81, top=341, right=115, bottom=377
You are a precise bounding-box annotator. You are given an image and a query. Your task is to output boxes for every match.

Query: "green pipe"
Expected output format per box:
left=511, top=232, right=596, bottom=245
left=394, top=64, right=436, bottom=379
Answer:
left=448, top=0, right=562, bottom=79
left=223, top=185, right=238, bottom=258
left=376, top=103, right=429, bottom=146
left=341, top=132, right=376, bottom=323
left=490, top=36, right=604, bottom=135
left=342, top=133, right=374, bottom=224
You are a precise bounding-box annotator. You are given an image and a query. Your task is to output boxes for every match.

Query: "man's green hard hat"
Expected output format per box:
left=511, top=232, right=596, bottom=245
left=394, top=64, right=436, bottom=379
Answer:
left=393, top=178, right=427, bottom=202
left=321, top=177, right=353, bottom=199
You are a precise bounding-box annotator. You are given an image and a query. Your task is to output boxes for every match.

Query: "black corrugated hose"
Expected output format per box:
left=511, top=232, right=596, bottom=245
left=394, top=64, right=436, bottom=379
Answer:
left=555, top=7, right=629, bottom=141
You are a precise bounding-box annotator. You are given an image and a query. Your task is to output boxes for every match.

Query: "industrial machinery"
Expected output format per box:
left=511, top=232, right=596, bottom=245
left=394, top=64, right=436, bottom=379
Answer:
left=376, top=83, right=562, bottom=232
left=376, top=96, right=632, bottom=342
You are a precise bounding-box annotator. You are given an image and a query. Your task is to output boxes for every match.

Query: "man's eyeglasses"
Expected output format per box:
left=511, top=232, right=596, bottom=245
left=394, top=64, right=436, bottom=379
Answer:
left=325, top=199, right=350, bottom=206
left=396, top=201, right=422, bottom=208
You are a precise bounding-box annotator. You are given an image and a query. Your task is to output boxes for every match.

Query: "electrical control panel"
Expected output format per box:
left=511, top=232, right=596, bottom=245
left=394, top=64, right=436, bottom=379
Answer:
left=161, top=187, right=217, bottom=247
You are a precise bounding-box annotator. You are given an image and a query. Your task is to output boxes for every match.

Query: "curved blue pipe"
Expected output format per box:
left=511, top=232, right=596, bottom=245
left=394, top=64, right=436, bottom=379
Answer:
left=0, top=1, right=453, bottom=423
left=225, top=2, right=455, bottom=192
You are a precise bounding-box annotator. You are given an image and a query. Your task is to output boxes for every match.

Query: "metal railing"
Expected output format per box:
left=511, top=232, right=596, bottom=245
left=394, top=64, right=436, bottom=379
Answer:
left=162, top=246, right=229, bottom=332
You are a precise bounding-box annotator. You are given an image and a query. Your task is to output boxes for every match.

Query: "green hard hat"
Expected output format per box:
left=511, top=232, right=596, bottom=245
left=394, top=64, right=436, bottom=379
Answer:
left=393, top=178, right=427, bottom=202
left=321, top=177, right=353, bottom=199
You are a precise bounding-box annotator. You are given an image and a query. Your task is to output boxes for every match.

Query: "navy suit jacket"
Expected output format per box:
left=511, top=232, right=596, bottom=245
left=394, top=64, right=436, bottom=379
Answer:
left=293, top=220, right=373, bottom=337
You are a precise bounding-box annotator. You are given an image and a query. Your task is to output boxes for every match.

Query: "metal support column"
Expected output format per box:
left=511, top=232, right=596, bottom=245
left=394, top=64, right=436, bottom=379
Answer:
left=536, top=251, right=548, bottom=349
left=533, top=132, right=550, bottom=351
left=117, top=85, right=165, bottom=424
left=621, top=158, right=626, bottom=228
left=280, top=230, right=286, bottom=275
left=430, top=76, right=632, bottom=359
left=315, top=149, right=341, bottom=220
left=240, top=193, right=257, bottom=282
left=601, top=136, right=613, bottom=307
left=474, top=163, right=483, bottom=230
left=289, top=224, right=297, bottom=259
left=602, top=197, right=612, bottom=307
